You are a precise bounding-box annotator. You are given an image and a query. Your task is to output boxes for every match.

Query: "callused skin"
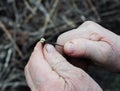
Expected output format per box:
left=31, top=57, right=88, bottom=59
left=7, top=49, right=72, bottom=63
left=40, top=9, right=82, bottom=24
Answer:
left=56, top=21, right=120, bottom=72
left=24, top=42, right=102, bottom=91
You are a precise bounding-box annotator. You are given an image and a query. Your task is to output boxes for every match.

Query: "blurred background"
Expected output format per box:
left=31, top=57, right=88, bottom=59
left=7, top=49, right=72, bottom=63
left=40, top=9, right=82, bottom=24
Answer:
left=0, top=0, right=120, bottom=91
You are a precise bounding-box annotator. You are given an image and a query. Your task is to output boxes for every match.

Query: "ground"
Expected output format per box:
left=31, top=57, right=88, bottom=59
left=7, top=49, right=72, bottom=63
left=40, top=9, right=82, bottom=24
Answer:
left=0, top=0, right=120, bottom=91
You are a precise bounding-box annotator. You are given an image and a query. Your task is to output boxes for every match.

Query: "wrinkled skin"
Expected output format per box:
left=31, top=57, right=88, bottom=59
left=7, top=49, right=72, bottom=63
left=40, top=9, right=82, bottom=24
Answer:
left=25, top=21, right=120, bottom=91
left=25, top=43, right=102, bottom=91
left=57, top=21, right=120, bottom=72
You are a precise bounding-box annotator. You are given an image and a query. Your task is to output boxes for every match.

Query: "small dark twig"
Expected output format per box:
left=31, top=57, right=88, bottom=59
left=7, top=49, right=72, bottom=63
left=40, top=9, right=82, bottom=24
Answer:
left=0, top=22, right=23, bottom=58
left=47, top=42, right=63, bottom=47
left=40, top=38, right=63, bottom=47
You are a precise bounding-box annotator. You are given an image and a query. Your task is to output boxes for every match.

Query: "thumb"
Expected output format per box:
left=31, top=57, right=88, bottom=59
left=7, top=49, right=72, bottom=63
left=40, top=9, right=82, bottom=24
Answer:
left=64, top=38, right=111, bottom=64
left=43, top=44, right=76, bottom=75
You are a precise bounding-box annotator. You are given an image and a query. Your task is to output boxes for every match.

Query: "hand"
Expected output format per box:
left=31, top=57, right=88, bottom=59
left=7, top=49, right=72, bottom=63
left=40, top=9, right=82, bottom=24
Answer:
left=56, top=21, right=120, bottom=72
left=24, top=42, right=102, bottom=91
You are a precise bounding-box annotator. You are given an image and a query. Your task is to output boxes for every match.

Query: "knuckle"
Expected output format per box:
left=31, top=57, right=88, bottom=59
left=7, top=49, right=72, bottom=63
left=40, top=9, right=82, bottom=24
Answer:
left=57, top=32, right=66, bottom=44
left=52, top=60, right=68, bottom=71
left=82, top=21, right=97, bottom=29
left=57, top=34, right=62, bottom=43
left=57, top=29, right=76, bottom=43
left=81, top=21, right=102, bottom=33
left=83, top=21, right=96, bottom=26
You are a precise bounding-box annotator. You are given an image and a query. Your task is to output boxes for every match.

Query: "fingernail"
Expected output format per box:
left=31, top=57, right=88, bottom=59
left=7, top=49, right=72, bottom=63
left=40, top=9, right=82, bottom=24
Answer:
left=45, top=44, right=55, bottom=53
left=66, top=42, right=74, bottom=52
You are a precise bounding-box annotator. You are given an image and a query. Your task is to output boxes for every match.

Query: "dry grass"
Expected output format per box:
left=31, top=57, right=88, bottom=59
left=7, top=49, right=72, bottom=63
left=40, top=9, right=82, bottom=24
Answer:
left=0, top=0, right=120, bottom=91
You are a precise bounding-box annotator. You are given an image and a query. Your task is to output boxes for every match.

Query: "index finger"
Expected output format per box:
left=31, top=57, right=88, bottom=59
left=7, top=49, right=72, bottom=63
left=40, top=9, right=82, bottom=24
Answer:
left=27, top=42, right=59, bottom=87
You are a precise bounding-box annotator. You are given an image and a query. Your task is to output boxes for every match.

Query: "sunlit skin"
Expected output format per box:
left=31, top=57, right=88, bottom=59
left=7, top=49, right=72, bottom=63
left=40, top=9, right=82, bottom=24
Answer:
left=25, top=21, right=120, bottom=91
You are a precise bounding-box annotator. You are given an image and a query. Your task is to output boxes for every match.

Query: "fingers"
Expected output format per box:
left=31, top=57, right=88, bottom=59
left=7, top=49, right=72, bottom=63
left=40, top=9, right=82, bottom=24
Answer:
left=56, top=21, right=114, bottom=66
left=43, top=44, right=103, bottom=91
left=25, top=42, right=103, bottom=91
left=26, top=42, right=59, bottom=88
left=24, top=66, right=36, bottom=91
left=56, top=21, right=97, bottom=53
left=56, top=21, right=108, bottom=54
left=64, top=38, right=111, bottom=64
left=56, top=27, right=86, bottom=54
left=43, top=44, right=75, bottom=75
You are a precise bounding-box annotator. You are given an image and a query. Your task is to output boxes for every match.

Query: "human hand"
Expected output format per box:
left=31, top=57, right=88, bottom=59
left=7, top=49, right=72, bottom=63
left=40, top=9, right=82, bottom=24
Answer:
left=24, top=42, right=102, bottom=91
left=56, top=21, right=120, bottom=72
